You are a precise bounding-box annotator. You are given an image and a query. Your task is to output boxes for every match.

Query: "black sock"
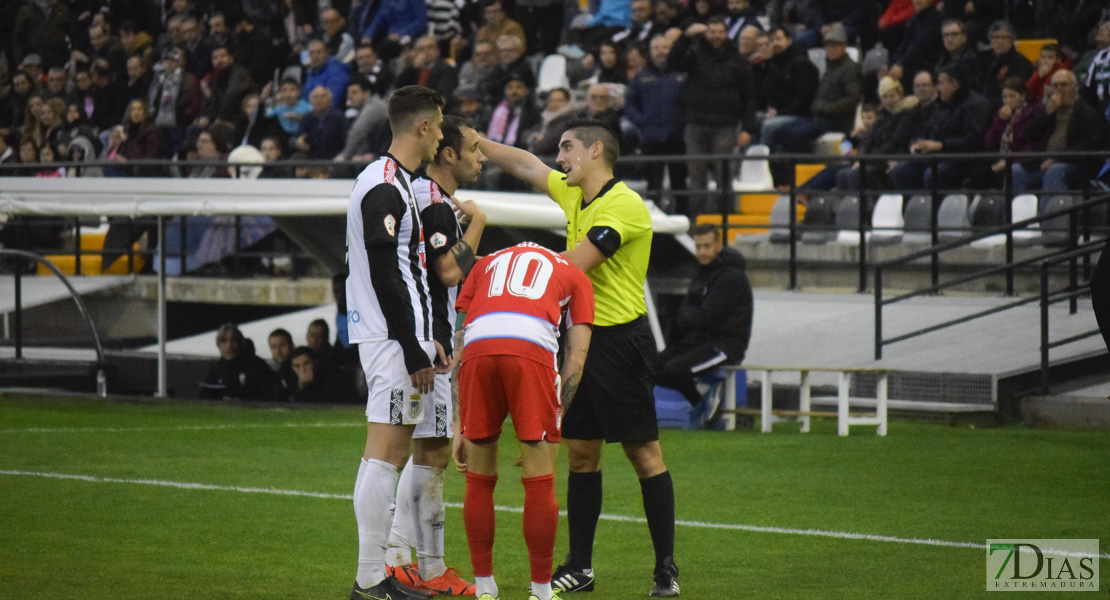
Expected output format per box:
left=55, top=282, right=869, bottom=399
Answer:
left=566, top=470, right=602, bottom=570
left=639, top=470, right=676, bottom=574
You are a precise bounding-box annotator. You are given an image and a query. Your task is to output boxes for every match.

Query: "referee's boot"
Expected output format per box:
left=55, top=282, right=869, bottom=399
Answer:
left=648, top=556, right=680, bottom=597
left=551, top=560, right=595, bottom=593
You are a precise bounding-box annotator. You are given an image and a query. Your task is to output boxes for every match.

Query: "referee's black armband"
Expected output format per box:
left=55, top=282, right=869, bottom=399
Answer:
left=586, top=226, right=622, bottom=258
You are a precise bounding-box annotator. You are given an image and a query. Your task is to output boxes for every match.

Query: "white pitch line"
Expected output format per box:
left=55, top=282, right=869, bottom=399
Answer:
left=3, top=469, right=1108, bottom=561
left=0, top=422, right=362, bottom=434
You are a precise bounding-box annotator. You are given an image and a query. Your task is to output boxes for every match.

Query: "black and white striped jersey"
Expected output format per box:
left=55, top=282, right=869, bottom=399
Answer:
left=413, top=175, right=463, bottom=352
left=346, top=153, right=434, bottom=370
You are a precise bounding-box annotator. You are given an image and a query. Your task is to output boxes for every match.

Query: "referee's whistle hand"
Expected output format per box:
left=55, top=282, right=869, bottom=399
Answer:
left=411, top=367, right=436, bottom=394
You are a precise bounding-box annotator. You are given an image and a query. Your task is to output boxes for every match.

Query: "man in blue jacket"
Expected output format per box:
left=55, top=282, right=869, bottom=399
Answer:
left=625, top=34, right=688, bottom=213
left=304, top=39, right=351, bottom=108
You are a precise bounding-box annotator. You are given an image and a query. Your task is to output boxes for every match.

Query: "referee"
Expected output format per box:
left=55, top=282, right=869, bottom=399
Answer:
left=479, top=119, right=679, bottom=598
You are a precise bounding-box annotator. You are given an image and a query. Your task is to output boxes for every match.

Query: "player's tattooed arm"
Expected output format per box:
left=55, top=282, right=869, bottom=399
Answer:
left=559, top=323, right=592, bottom=410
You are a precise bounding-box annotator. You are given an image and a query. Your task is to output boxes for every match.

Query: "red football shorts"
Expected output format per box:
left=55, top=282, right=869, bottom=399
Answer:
left=459, top=354, right=562, bottom=443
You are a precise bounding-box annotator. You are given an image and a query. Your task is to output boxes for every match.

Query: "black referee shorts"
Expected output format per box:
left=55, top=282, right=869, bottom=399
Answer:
left=562, top=316, right=659, bottom=443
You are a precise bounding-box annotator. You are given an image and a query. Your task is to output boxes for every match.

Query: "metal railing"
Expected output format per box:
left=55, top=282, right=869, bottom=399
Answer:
left=873, top=193, right=1109, bottom=361
left=1, top=249, right=108, bottom=396
left=1039, top=242, right=1104, bottom=393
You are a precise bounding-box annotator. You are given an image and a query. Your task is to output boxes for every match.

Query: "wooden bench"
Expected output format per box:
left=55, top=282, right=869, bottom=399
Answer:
left=718, top=364, right=891, bottom=436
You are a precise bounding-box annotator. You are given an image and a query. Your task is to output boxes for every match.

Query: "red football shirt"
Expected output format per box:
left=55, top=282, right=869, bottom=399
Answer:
left=456, top=242, right=594, bottom=366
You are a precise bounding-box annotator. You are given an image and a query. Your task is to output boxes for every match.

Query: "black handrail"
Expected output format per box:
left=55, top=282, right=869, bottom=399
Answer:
left=1039, top=242, right=1105, bottom=392
left=1, top=249, right=108, bottom=396
left=873, top=193, right=1110, bottom=360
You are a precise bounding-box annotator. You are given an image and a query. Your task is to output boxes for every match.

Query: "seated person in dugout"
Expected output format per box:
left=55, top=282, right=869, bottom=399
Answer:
left=199, top=323, right=277, bottom=401
left=654, top=224, right=753, bottom=414
left=287, top=346, right=359, bottom=403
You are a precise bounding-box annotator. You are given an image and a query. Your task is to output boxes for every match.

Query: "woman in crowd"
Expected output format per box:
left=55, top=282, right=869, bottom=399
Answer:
left=527, top=87, right=577, bottom=156
left=119, top=99, right=165, bottom=175
left=188, top=127, right=231, bottom=178
left=985, top=77, right=1036, bottom=185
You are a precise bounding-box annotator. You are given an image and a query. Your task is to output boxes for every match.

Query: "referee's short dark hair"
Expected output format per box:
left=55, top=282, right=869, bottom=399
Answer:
left=563, top=118, right=620, bottom=168
left=388, top=85, right=444, bottom=132
left=435, top=115, right=476, bottom=164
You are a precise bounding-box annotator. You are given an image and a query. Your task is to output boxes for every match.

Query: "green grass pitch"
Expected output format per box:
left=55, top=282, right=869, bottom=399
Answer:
left=0, top=393, right=1107, bottom=599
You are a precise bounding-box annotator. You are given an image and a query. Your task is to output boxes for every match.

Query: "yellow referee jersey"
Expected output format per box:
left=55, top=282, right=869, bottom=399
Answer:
left=547, top=170, right=653, bottom=327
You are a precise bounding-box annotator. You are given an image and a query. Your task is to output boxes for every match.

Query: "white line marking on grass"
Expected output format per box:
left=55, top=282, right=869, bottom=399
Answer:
left=0, top=422, right=362, bottom=434
left=3, top=469, right=1108, bottom=561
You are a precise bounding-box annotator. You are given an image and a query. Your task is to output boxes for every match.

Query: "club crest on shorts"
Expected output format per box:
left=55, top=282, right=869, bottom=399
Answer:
left=384, top=159, right=396, bottom=183
left=390, top=388, right=403, bottom=424
left=383, top=214, right=396, bottom=237
left=408, top=393, right=422, bottom=419
left=435, top=403, right=447, bottom=437
left=430, top=232, right=447, bottom=249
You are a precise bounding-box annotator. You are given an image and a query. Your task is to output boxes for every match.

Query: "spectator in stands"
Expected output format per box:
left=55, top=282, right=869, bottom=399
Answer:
left=457, top=41, right=497, bottom=91
left=320, top=9, right=356, bottom=64
left=883, top=0, right=944, bottom=90
left=890, top=65, right=991, bottom=191
left=120, top=57, right=151, bottom=113
left=985, top=77, right=1036, bottom=183
left=528, top=87, right=577, bottom=155
left=655, top=223, right=752, bottom=414
left=35, top=143, right=65, bottom=178
left=1027, top=43, right=1072, bottom=104
left=199, top=45, right=255, bottom=129
left=939, top=0, right=1002, bottom=45
left=305, top=318, right=333, bottom=357
left=354, top=0, right=428, bottom=50
left=59, top=103, right=101, bottom=159
left=626, top=34, right=689, bottom=212
left=481, top=73, right=541, bottom=150
left=453, top=86, right=485, bottom=120
left=626, top=42, right=648, bottom=77
left=666, top=16, right=756, bottom=205
left=90, top=59, right=127, bottom=131
left=579, top=83, right=623, bottom=142
left=303, top=39, right=350, bottom=109
left=19, top=96, right=46, bottom=150
left=835, top=77, right=914, bottom=191
left=118, top=99, right=164, bottom=175
left=758, top=26, right=820, bottom=180
left=475, top=0, right=527, bottom=51
left=295, top=86, right=347, bottom=159
left=7, top=72, right=40, bottom=134
left=12, top=0, right=72, bottom=71
left=259, top=135, right=294, bottom=178
left=75, top=23, right=129, bottom=76
left=652, top=0, right=684, bottom=39
left=935, top=19, right=981, bottom=92
left=207, top=12, right=233, bottom=50
left=725, top=0, right=763, bottom=43
left=1012, top=70, right=1110, bottom=194
left=200, top=323, right=277, bottom=401
left=586, top=41, right=630, bottom=86
left=232, top=92, right=284, bottom=150
left=575, top=0, right=634, bottom=49
left=612, top=0, right=657, bottom=47
left=888, top=69, right=940, bottom=152
left=353, top=44, right=395, bottom=98
left=337, top=77, right=390, bottom=161
left=149, top=48, right=200, bottom=156
left=43, top=68, right=70, bottom=103
left=738, top=25, right=762, bottom=61
left=978, top=21, right=1034, bottom=109
left=186, top=127, right=231, bottom=178
left=180, top=16, right=213, bottom=78
left=514, top=0, right=563, bottom=56
left=35, top=98, right=66, bottom=157
left=769, top=28, right=862, bottom=158
left=1075, top=21, right=1110, bottom=108
left=17, top=139, right=39, bottom=176
left=119, top=21, right=155, bottom=62
left=263, top=78, right=312, bottom=138
left=482, top=34, right=535, bottom=107
left=396, top=36, right=459, bottom=105
left=229, top=14, right=275, bottom=88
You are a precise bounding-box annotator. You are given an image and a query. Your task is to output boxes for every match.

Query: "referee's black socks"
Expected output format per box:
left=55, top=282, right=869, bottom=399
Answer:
left=639, top=470, right=676, bottom=574
left=566, top=470, right=603, bottom=570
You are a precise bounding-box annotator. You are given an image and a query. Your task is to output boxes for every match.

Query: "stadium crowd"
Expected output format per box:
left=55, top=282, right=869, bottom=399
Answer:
left=1, top=0, right=1110, bottom=217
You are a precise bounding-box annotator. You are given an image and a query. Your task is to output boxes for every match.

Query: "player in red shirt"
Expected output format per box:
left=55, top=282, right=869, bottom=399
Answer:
left=453, top=242, right=594, bottom=600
